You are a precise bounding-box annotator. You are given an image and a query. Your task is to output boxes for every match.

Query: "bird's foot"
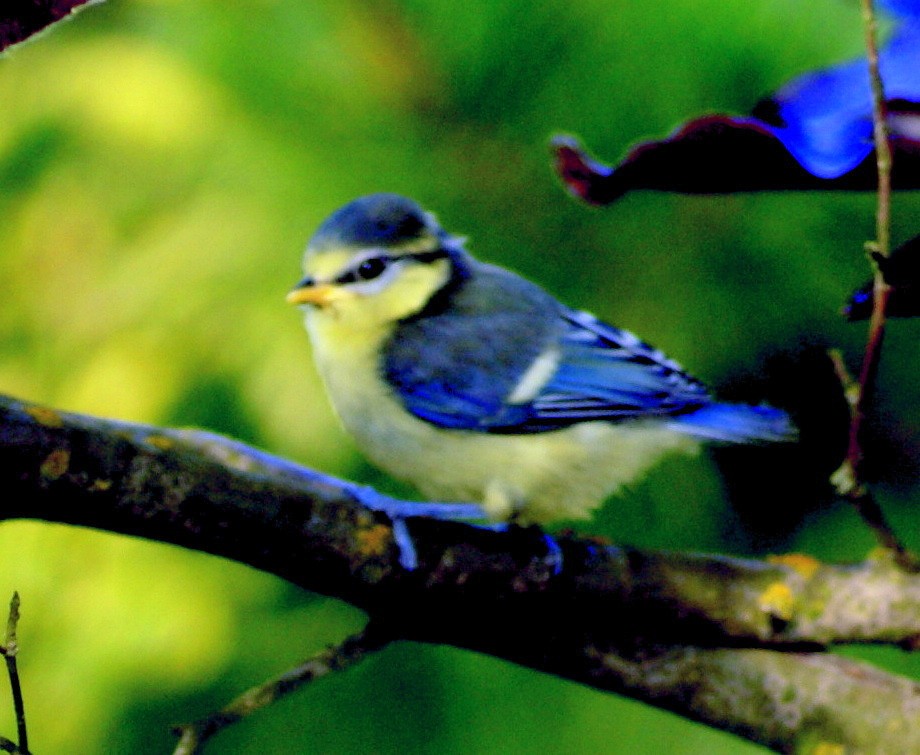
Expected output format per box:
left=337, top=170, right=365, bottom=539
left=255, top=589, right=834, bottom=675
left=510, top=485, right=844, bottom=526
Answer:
left=350, top=485, right=488, bottom=570
left=350, top=486, right=561, bottom=574
left=503, top=521, right=564, bottom=576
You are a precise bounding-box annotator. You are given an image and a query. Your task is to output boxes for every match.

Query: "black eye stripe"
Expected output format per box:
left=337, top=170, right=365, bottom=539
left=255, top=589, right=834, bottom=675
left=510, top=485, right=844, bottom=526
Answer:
left=408, top=249, right=449, bottom=265
left=334, top=249, right=449, bottom=286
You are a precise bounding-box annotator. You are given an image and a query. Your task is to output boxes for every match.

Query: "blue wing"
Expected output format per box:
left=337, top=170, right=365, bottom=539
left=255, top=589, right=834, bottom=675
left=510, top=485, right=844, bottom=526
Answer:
left=385, top=300, right=795, bottom=441
left=384, top=294, right=714, bottom=433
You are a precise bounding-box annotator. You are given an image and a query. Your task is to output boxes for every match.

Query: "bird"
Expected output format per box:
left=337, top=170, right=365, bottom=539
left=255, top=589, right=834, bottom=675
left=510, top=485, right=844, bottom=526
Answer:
left=287, top=193, right=795, bottom=526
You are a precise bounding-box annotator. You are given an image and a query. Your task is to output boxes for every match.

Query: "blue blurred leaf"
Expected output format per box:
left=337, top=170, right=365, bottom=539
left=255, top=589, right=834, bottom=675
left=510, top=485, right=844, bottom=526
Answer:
left=554, top=0, right=920, bottom=202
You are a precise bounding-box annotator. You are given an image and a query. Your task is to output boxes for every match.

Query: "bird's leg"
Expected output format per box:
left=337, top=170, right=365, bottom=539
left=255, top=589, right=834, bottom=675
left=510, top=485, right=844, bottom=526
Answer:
left=484, top=482, right=563, bottom=575
left=505, top=520, right=564, bottom=576
left=349, top=484, right=488, bottom=570
left=350, top=483, right=487, bottom=521
left=351, top=483, right=561, bottom=574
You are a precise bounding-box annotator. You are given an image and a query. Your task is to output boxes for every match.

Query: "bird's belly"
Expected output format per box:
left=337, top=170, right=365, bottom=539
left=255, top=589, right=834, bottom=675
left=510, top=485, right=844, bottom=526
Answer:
left=321, top=351, right=698, bottom=523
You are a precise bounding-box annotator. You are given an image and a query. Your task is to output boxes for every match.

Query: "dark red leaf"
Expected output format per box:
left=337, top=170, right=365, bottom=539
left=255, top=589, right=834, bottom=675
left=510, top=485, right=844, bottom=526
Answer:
left=0, top=0, right=100, bottom=53
left=845, top=234, right=920, bottom=320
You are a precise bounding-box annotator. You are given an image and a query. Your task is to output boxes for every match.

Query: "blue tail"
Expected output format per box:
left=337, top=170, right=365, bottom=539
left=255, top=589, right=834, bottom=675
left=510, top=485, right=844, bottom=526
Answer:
left=668, top=403, right=797, bottom=444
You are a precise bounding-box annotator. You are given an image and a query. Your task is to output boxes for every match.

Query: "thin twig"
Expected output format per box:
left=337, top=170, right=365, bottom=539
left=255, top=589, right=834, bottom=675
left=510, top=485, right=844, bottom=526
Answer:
left=861, top=0, right=893, bottom=259
left=172, top=623, right=391, bottom=755
left=827, top=350, right=910, bottom=562
left=830, top=315, right=916, bottom=569
left=846, top=0, right=893, bottom=472
left=830, top=0, right=916, bottom=570
left=0, top=594, right=28, bottom=755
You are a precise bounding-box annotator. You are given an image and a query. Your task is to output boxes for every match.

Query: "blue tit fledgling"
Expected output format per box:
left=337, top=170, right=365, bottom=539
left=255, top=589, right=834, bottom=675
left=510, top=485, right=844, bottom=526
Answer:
left=287, top=193, right=795, bottom=524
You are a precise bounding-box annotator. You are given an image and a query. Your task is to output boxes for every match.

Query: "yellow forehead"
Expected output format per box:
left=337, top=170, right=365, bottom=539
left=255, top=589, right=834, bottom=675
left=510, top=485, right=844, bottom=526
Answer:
left=303, top=249, right=355, bottom=281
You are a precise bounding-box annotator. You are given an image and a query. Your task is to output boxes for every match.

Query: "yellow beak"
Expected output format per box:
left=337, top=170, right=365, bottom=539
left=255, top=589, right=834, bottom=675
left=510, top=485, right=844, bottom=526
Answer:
left=286, top=282, right=344, bottom=308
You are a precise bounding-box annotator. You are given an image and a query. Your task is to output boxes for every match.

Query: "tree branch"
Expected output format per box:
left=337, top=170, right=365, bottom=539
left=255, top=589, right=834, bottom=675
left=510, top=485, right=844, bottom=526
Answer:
left=172, top=624, right=392, bottom=754
left=1, top=393, right=918, bottom=753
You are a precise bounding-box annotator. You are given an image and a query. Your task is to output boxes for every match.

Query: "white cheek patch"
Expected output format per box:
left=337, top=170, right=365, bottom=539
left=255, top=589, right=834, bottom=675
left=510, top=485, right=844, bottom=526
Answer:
left=349, top=258, right=407, bottom=296
left=306, top=251, right=450, bottom=327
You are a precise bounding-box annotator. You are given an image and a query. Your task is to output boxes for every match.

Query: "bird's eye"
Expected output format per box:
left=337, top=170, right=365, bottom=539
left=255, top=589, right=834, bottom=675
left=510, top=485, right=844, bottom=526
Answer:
left=356, top=256, right=389, bottom=281
left=334, top=254, right=395, bottom=286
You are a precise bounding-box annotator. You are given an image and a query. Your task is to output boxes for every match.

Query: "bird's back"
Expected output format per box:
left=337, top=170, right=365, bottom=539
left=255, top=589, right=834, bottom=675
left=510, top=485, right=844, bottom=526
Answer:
left=383, top=259, right=565, bottom=429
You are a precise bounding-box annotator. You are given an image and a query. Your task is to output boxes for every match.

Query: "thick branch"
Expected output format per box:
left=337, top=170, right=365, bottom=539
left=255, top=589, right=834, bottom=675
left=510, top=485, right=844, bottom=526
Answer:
left=589, top=647, right=920, bottom=753
left=1, top=394, right=918, bottom=752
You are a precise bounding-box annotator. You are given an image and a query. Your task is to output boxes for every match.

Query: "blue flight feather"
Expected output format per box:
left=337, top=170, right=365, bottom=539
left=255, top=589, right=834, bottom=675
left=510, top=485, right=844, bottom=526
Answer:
left=532, top=310, right=710, bottom=422
left=666, top=403, right=796, bottom=443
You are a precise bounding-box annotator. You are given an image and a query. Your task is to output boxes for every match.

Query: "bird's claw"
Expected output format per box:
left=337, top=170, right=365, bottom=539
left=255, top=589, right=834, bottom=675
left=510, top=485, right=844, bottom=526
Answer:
left=350, top=485, right=562, bottom=574
left=350, top=485, right=487, bottom=570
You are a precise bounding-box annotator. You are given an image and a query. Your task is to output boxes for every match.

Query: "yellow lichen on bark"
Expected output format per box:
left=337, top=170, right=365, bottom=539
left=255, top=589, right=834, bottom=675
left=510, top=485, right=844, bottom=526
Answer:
left=39, top=448, right=70, bottom=479
left=768, top=553, right=821, bottom=580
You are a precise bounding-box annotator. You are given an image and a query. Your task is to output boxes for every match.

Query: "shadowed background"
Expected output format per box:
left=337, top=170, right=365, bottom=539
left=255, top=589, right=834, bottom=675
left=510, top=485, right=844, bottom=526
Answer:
left=1, top=0, right=918, bottom=751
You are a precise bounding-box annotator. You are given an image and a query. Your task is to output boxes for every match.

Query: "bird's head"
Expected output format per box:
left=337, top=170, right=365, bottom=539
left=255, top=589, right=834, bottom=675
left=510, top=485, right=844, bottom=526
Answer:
left=287, top=194, right=464, bottom=330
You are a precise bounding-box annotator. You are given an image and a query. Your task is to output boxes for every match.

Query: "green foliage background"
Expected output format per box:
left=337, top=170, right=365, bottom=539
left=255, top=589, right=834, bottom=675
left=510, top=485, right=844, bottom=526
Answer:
left=1, top=0, right=918, bottom=752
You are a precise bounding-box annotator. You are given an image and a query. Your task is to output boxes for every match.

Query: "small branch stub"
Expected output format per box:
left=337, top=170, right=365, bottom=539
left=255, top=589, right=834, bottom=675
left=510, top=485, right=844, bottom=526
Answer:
left=0, top=593, right=28, bottom=755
